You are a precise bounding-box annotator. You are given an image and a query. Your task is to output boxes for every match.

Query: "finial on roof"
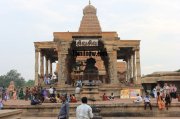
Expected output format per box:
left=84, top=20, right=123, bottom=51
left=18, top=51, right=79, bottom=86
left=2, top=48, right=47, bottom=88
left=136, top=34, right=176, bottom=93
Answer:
left=89, top=0, right=91, bottom=5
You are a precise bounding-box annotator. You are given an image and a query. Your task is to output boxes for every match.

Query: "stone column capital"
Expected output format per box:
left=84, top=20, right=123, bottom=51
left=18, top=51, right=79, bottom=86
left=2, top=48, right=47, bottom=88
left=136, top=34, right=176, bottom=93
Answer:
left=133, top=47, right=140, bottom=51
left=35, top=47, right=40, bottom=52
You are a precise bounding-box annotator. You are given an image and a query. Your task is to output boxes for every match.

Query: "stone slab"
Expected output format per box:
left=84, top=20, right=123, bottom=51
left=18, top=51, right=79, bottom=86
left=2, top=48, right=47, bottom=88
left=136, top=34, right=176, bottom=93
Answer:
left=0, top=109, right=22, bottom=119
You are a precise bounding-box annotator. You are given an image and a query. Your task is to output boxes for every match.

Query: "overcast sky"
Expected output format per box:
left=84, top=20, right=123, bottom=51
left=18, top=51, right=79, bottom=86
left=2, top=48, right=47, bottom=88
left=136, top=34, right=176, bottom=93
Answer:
left=0, top=0, right=180, bottom=80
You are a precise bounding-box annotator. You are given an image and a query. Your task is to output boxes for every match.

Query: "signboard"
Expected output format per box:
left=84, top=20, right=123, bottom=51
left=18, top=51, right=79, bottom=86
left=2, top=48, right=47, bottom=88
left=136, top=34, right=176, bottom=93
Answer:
left=120, top=89, right=130, bottom=99
left=120, top=89, right=141, bottom=99
left=129, top=89, right=141, bottom=99
left=76, top=39, right=98, bottom=47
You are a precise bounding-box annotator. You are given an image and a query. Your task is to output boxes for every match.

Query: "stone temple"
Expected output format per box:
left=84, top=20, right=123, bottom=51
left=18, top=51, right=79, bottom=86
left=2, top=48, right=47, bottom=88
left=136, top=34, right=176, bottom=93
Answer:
left=34, top=2, right=141, bottom=98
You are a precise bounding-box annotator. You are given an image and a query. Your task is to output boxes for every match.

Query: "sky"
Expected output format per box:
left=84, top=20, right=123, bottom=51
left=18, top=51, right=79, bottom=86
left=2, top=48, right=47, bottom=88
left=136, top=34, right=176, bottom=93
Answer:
left=0, top=0, right=180, bottom=80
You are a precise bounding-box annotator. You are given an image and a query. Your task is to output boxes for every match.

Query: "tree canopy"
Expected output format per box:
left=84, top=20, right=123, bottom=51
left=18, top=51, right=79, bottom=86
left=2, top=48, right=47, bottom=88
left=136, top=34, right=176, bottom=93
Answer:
left=0, top=69, right=34, bottom=88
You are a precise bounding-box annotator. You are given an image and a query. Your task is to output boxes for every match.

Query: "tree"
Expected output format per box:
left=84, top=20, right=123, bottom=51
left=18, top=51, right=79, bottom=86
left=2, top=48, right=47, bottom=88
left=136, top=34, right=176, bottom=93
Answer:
left=176, top=69, right=180, bottom=72
left=0, top=70, right=25, bottom=88
left=25, top=80, right=35, bottom=87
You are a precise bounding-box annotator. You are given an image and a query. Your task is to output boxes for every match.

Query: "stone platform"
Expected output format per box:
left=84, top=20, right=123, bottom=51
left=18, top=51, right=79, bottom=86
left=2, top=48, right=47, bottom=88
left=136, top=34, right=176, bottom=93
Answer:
left=0, top=109, right=22, bottom=119
left=3, top=99, right=180, bottom=117
left=44, top=85, right=142, bottom=99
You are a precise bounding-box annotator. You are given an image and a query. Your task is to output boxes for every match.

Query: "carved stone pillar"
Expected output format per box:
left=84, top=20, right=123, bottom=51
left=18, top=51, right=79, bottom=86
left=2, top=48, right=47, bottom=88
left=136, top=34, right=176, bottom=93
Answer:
left=35, top=48, right=39, bottom=86
left=40, top=51, right=44, bottom=76
left=57, top=42, right=70, bottom=85
left=108, top=51, right=118, bottom=84
left=45, top=56, right=49, bottom=76
left=135, top=48, right=141, bottom=84
left=133, top=52, right=137, bottom=84
left=58, top=52, right=68, bottom=85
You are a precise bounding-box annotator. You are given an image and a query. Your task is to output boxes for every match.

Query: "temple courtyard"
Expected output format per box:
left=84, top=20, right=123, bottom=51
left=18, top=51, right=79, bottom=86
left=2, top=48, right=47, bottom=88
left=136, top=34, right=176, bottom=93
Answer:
left=2, top=98, right=180, bottom=118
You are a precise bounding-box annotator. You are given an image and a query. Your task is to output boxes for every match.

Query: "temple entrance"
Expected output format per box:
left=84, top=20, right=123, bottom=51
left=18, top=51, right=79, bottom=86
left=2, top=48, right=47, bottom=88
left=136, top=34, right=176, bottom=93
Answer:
left=67, top=38, right=110, bottom=86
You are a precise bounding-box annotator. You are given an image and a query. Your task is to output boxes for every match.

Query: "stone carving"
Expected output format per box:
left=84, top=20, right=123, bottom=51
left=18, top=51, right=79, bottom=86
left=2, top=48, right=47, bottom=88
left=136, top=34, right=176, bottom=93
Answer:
left=8, top=81, right=15, bottom=99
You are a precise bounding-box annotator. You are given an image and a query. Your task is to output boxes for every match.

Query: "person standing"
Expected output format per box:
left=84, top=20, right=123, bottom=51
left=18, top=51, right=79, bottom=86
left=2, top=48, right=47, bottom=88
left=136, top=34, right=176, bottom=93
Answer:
left=163, top=83, right=170, bottom=97
left=75, top=86, right=81, bottom=101
left=157, top=92, right=165, bottom=110
left=172, top=84, right=177, bottom=99
left=49, top=86, right=54, bottom=98
left=156, top=83, right=161, bottom=95
left=0, top=99, right=3, bottom=110
left=58, top=94, right=69, bottom=119
left=76, top=97, right=93, bottom=119
left=165, top=93, right=171, bottom=110
left=2, top=86, right=6, bottom=101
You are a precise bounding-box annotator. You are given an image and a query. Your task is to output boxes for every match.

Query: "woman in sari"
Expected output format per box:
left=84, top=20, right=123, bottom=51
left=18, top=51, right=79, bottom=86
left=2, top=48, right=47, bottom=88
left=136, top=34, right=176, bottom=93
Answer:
left=157, top=92, right=165, bottom=110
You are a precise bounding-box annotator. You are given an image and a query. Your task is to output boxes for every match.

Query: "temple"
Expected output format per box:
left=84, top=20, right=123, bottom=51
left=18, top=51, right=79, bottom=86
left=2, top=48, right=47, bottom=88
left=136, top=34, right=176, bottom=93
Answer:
left=34, top=2, right=141, bottom=97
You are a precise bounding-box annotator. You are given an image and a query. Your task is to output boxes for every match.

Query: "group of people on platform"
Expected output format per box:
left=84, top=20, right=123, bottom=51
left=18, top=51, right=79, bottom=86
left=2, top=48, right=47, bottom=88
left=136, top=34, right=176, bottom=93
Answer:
left=152, top=83, right=177, bottom=99
left=38, top=73, right=58, bottom=85
left=102, top=93, right=115, bottom=101
left=133, top=83, right=178, bottom=111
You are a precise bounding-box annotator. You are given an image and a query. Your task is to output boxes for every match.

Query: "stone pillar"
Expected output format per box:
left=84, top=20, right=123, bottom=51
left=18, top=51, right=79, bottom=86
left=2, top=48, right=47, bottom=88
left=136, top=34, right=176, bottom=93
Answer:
left=126, top=58, right=130, bottom=82
left=58, top=51, right=61, bottom=85
left=48, top=60, right=51, bottom=74
left=133, top=52, right=137, bottom=84
left=57, top=42, right=71, bottom=86
left=35, top=48, right=39, bottom=86
left=57, top=52, right=68, bottom=85
left=130, top=54, right=133, bottom=82
left=50, top=61, right=53, bottom=75
left=135, top=48, right=141, bottom=84
left=45, top=56, right=49, bottom=76
left=108, top=51, right=118, bottom=84
left=40, top=52, right=44, bottom=76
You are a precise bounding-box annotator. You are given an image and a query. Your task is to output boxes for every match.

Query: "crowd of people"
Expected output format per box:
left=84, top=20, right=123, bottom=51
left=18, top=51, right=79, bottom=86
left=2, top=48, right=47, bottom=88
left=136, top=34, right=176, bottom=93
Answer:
left=0, top=81, right=179, bottom=118
left=133, top=83, right=178, bottom=111
left=39, top=73, right=58, bottom=85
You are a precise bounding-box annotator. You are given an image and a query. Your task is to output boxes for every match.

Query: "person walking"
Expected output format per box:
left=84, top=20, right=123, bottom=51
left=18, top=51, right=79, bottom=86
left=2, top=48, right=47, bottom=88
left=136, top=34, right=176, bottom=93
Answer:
left=76, top=97, right=93, bottom=119
left=58, top=94, right=69, bottom=119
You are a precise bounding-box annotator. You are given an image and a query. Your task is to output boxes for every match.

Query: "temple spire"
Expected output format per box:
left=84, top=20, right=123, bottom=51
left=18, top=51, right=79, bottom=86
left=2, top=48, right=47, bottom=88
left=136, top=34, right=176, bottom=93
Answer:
left=79, top=1, right=102, bottom=32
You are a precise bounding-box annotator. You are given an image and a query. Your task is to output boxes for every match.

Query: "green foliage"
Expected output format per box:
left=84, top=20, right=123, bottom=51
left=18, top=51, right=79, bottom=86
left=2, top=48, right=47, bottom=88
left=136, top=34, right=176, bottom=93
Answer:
left=0, top=69, right=26, bottom=88
left=25, top=80, right=35, bottom=87
left=176, top=69, right=180, bottom=72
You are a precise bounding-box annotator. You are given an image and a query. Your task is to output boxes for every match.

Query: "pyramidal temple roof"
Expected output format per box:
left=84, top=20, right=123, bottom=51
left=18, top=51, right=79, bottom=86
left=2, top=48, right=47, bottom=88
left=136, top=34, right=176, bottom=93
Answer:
left=78, top=2, right=102, bottom=32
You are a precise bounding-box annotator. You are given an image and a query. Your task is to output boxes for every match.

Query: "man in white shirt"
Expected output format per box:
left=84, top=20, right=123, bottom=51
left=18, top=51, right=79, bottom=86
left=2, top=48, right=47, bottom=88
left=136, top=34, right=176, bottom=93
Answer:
left=76, top=97, right=93, bottom=119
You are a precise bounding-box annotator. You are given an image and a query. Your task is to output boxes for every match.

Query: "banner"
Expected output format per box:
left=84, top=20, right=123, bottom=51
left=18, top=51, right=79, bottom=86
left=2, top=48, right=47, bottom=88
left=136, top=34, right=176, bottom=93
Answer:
left=120, top=89, right=130, bottom=99
left=129, top=89, right=141, bottom=99
left=120, top=89, right=141, bottom=99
